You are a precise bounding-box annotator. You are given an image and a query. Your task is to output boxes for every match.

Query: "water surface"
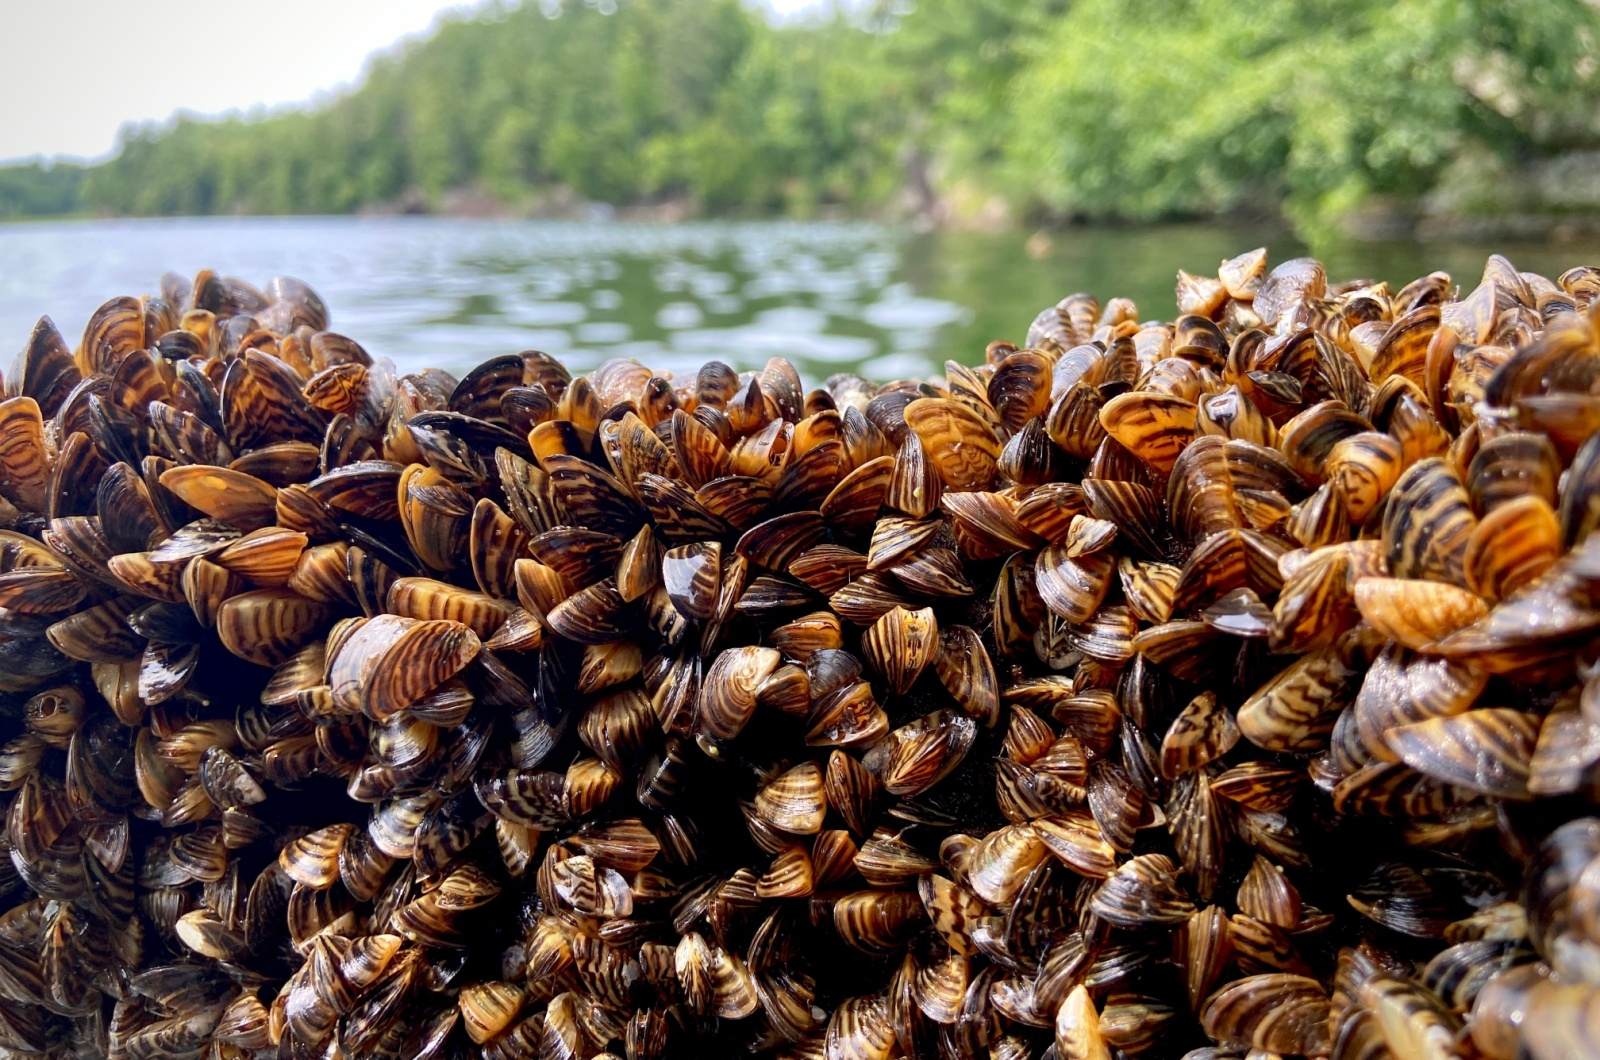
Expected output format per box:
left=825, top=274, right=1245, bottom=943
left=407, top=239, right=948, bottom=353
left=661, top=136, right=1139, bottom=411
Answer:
left=3, top=216, right=1598, bottom=384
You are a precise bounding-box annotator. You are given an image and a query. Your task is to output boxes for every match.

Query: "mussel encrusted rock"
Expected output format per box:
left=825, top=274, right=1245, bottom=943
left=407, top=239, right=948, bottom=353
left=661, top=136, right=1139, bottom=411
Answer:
left=0, top=255, right=1599, bottom=1057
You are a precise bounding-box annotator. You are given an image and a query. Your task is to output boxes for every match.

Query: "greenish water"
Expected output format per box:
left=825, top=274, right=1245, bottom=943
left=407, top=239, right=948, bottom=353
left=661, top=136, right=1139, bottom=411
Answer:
left=3, top=217, right=1597, bottom=385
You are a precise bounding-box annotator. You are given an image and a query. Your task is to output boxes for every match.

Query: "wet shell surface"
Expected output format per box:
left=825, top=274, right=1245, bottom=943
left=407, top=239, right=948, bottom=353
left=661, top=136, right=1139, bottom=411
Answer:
left=0, top=253, right=1598, bottom=1059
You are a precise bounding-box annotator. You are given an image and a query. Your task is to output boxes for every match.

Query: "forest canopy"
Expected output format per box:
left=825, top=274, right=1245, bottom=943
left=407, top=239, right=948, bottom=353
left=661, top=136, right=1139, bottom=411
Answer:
left=4, top=0, right=1600, bottom=237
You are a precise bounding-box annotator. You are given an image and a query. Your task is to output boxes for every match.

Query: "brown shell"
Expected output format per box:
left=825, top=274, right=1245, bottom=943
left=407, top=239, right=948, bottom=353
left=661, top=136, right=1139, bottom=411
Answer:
left=1383, top=457, right=1476, bottom=585
left=1463, top=494, right=1561, bottom=600
left=859, top=605, right=938, bottom=697
left=328, top=613, right=481, bottom=719
left=1035, top=547, right=1114, bottom=626
left=1098, top=391, right=1197, bottom=473
left=699, top=646, right=782, bottom=741
left=933, top=624, right=1000, bottom=726
left=1353, top=576, right=1489, bottom=650
left=21, top=253, right=1600, bottom=1060
left=1200, top=974, right=1329, bottom=1055
left=754, top=762, right=827, bottom=835
left=1384, top=708, right=1538, bottom=800
left=864, top=709, right=977, bottom=798
left=388, top=576, right=516, bottom=638
left=903, top=398, right=1000, bottom=490
left=159, top=465, right=280, bottom=531
left=1236, top=648, right=1360, bottom=754
left=216, top=589, right=331, bottom=666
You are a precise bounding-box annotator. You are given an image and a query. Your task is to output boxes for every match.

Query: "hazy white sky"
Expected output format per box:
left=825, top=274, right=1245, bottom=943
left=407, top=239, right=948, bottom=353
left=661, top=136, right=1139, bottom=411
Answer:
left=0, top=0, right=823, bottom=164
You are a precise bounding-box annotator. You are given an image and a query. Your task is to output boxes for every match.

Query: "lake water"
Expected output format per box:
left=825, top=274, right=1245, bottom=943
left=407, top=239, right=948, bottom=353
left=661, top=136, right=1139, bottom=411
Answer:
left=3, top=216, right=1599, bottom=385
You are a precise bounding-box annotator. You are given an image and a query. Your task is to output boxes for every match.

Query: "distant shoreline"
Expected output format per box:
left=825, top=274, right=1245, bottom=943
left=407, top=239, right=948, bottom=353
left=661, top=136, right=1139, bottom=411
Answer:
left=7, top=197, right=1600, bottom=246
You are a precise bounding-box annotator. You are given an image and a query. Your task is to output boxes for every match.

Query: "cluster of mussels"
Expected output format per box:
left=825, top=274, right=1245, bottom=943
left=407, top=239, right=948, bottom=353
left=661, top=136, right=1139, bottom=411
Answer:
left=1, top=250, right=1600, bottom=1060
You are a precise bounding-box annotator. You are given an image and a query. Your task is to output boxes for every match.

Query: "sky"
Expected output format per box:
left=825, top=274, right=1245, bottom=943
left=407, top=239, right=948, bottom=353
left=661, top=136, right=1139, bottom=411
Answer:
left=0, top=0, right=824, bottom=164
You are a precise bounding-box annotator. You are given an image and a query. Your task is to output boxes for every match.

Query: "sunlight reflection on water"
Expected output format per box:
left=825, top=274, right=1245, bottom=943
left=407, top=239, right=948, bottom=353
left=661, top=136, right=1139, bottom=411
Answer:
left=0, top=217, right=952, bottom=384
left=6, top=215, right=1600, bottom=389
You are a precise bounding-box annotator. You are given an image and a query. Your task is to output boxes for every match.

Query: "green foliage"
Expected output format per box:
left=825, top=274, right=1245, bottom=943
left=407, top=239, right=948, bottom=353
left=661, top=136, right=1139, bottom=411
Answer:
left=0, top=161, right=86, bottom=218
left=5, top=0, right=1600, bottom=234
left=1005, top=0, right=1600, bottom=233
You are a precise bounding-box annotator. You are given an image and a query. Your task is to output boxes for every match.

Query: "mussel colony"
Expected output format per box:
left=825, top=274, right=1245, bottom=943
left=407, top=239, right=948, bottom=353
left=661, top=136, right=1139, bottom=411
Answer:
left=3, top=250, right=1600, bottom=1060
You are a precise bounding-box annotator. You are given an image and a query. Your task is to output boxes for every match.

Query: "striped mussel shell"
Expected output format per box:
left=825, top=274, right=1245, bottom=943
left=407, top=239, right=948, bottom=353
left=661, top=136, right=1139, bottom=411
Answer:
left=6, top=255, right=1600, bottom=1058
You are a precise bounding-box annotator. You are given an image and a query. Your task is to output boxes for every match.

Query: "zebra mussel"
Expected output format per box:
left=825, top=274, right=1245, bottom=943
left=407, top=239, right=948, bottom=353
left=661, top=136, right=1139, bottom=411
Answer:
left=0, top=254, right=1596, bottom=1058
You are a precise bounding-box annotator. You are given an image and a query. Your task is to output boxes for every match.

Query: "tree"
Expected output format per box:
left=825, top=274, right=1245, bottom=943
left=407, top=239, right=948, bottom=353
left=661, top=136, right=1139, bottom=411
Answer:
left=5, top=0, right=1600, bottom=235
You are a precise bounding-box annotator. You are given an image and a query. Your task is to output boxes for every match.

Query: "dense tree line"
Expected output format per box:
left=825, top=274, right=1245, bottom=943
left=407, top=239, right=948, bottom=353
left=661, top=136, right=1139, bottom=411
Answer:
left=5, top=0, right=1599, bottom=234
left=0, top=162, right=87, bottom=218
